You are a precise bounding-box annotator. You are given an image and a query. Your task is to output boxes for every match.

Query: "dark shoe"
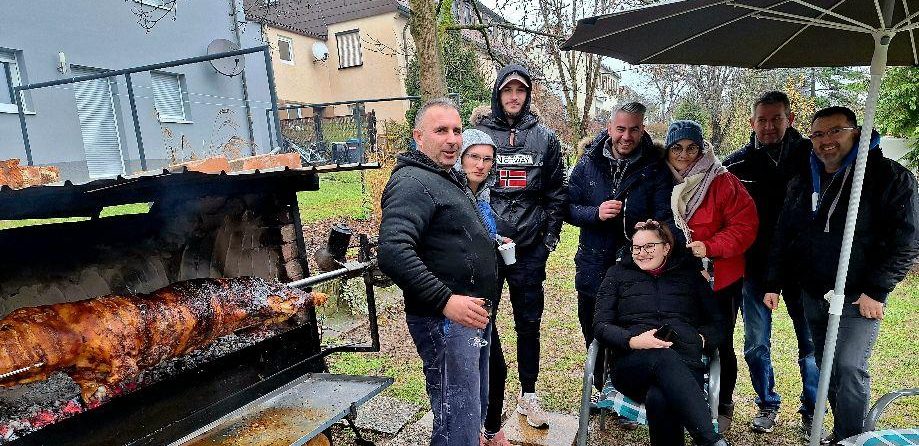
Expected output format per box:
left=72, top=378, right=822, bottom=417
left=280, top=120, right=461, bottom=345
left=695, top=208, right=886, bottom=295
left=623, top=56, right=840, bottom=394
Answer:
left=717, top=402, right=734, bottom=433
left=819, top=433, right=837, bottom=445
left=800, top=413, right=831, bottom=441
left=750, top=408, right=779, bottom=433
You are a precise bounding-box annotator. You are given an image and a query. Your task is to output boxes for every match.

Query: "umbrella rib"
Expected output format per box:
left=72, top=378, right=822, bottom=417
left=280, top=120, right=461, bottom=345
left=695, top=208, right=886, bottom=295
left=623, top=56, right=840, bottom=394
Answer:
left=731, top=3, right=872, bottom=33
left=892, top=7, right=919, bottom=30
left=788, top=0, right=876, bottom=29
left=874, top=0, right=885, bottom=28
left=752, top=13, right=873, bottom=33
left=749, top=0, right=870, bottom=67
left=636, top=1, right=794, bottom=64
left=894, top=0, right=919, bottom=65
left=570, top=0, right=737, bottom=48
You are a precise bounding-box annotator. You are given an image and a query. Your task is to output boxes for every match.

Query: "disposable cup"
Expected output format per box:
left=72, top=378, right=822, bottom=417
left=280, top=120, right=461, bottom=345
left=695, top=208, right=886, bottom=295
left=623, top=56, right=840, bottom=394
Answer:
left=498, top=242, right=516, bottom=265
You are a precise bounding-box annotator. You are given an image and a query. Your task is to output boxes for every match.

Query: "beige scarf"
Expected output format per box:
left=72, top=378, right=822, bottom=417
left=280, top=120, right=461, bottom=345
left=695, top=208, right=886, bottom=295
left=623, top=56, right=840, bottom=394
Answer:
left=669, top=142, right=727, bottom=242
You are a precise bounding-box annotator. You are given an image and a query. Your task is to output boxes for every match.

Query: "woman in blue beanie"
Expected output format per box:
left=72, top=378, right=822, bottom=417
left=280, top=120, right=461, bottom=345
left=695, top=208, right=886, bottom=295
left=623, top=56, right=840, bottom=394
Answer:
left=664, top=120, right=759, bottom=432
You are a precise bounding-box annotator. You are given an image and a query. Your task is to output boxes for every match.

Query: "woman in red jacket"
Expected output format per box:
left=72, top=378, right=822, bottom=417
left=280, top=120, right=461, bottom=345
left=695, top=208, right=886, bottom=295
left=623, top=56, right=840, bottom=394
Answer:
left=664, top=120, right=758, bottom=432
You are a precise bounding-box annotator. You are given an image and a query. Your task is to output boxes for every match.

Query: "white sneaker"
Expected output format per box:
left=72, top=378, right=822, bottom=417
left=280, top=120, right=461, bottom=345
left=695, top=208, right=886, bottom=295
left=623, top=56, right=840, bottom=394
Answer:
left=516, top=392, right=549, bottom=429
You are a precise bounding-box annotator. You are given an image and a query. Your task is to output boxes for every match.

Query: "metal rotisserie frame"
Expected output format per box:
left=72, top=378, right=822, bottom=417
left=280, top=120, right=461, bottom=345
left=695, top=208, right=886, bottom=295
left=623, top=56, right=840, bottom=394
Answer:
left=0, top=165, right=384, bottom=446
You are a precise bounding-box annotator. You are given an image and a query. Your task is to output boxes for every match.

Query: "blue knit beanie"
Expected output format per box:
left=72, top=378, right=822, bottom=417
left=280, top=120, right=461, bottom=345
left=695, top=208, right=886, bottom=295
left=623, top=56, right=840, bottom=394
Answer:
left=666, top=120, right=705, bottom=148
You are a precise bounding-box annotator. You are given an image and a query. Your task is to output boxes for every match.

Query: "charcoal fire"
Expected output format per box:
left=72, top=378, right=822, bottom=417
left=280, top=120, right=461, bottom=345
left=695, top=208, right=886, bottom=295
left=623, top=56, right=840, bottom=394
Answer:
left=0, top=277, right=327, bottom=405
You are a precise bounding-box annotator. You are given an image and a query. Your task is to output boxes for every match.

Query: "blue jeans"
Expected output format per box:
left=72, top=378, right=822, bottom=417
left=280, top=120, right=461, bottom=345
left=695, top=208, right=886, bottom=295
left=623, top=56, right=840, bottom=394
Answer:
left=801, top=291, right=882, bottom=440
left=406, top=314, right=490, bottom=446
left=741, top=273, right=819, bottom=415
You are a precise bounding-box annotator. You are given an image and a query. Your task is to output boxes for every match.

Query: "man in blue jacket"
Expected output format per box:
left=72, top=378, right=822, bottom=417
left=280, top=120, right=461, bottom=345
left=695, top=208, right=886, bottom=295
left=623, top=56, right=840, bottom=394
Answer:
left=566, top=102, right=673, bottom=400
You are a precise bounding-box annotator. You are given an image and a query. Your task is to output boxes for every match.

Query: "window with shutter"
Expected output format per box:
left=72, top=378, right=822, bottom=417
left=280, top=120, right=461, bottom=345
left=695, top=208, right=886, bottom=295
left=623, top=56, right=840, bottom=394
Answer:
left=335, top=30, right=362, bottom=69
left=0, top=51, right=29, bottom=114
left=151, top=71, right=187, bottom=122
left=278, top=36, right=294, bottom=64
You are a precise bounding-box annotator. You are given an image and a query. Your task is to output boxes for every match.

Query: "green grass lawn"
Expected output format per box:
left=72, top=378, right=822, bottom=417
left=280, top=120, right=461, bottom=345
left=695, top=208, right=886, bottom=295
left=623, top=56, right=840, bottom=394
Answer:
left=0, top=202, right=153, bottom=230
left=297, top=171, right=369, bottom=223
left=329, top=221, right=919, bottom=444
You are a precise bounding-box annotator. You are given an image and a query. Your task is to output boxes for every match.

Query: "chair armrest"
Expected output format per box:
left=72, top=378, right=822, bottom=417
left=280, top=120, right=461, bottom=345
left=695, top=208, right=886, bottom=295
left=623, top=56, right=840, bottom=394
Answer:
left=864, top=388, right=919, bottom=431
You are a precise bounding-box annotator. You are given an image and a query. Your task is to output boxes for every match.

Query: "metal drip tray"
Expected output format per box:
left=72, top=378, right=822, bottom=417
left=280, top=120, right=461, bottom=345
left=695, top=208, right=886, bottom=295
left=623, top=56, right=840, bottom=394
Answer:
left=172, top=373, right=392, bottom=446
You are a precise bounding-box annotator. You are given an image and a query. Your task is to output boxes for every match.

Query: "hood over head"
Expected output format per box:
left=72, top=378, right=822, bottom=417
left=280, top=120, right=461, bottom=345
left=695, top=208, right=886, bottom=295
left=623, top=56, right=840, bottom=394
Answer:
left=491, top=64, right=533, bottom=125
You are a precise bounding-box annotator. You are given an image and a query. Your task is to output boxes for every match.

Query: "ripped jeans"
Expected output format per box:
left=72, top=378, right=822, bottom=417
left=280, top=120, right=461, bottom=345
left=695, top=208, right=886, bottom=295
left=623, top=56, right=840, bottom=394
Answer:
left=406, top=314, right=491, bottom=446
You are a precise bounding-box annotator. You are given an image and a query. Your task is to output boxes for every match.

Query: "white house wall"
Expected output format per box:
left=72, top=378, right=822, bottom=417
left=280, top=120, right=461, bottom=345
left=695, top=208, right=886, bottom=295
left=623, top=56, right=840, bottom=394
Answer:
left=0, top=0, right=274, bottom=183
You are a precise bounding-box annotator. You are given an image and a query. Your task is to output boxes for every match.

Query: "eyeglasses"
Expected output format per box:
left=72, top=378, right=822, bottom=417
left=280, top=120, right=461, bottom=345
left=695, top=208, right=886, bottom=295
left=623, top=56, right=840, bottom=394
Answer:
left=668, top=144, right=701, bottom=157
left=631, top=241, right=665, bottom=254
left=809, top=126, right=857, bottom=140
left=463, top=153, right=494, bottom=165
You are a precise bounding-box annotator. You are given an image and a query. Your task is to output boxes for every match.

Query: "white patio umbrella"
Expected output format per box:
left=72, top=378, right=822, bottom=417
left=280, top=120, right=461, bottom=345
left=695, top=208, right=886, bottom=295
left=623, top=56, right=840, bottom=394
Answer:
left=562, top=1, right=918, bottom=444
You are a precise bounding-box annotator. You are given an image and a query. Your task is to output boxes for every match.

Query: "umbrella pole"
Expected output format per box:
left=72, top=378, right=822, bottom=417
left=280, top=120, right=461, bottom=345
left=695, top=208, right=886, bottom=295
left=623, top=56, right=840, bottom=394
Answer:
left=808, top=32, right=891, bottom=446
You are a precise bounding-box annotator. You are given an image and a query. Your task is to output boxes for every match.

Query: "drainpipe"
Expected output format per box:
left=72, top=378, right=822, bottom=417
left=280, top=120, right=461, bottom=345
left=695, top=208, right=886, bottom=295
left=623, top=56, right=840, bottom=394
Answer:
left=230, top=0, right=257, bottom=155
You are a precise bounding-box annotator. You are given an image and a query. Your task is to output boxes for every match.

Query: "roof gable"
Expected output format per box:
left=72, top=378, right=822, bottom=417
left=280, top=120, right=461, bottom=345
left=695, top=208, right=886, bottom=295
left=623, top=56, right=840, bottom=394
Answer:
left=244, top=0, right=403, bottom=39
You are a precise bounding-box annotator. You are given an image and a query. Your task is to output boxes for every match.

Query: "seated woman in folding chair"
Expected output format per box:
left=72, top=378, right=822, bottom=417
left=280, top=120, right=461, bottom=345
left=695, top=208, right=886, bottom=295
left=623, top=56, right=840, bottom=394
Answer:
left=594, top=220, right=730, bottom=446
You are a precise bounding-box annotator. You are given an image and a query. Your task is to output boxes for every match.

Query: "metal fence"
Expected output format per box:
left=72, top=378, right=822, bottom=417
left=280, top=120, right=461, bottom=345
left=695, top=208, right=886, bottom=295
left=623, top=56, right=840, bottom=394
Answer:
left=0, top=46, right=281, bottom=184
left=266, top=93, right=460, bottom=166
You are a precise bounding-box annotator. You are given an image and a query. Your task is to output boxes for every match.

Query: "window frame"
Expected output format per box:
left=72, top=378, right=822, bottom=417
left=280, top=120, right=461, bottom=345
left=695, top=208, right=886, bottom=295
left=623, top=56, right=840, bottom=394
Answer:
left=335, top=29, right=363, bottom=70
left=0, top=51, right=30, bottom=114
left=150, top=70, right=191, bottom=123
left=277, top=36, right=295, bottom=65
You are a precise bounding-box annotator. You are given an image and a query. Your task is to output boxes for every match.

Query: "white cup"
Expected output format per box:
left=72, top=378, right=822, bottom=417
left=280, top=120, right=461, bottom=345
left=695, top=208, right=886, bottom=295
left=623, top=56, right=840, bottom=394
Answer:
left=498, top=242, right=516, bottom=265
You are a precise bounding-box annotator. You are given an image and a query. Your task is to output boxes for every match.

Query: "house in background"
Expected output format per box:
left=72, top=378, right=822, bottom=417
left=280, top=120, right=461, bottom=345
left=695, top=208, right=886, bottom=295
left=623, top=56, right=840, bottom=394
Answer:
left=0, top=0, right=274, bottom=184
left=593, top=66, right=622, bottom=118
left=244, top=0, right=412, bottom=123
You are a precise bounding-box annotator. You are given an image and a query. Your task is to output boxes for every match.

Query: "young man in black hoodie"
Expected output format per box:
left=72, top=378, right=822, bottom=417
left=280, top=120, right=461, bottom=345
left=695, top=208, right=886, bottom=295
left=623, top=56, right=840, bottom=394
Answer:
left=474, top=64, right=566, bottom=433
left=723, top=91, right=818, bottom=436
left=379, top=98, right=498, bottom=446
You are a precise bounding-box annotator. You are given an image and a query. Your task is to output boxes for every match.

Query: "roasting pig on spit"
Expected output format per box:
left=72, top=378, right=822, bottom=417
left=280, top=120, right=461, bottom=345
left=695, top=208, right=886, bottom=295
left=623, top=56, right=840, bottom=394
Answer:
left=0, top=277, right=327, bottom=405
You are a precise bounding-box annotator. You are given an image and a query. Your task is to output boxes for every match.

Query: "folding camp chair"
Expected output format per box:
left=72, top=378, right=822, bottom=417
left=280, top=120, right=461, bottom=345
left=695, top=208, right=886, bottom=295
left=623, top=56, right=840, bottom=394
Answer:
left=575, top=340, right=721, bottom=445
left=576, top=258, right=721, bottom=446
left=837, top=388, right=919, bottom=446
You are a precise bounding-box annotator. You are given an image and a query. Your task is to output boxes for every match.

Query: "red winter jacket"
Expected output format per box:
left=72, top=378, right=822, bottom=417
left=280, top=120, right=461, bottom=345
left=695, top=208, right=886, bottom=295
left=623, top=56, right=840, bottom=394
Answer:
left=687, top=172, right=759, bottom=291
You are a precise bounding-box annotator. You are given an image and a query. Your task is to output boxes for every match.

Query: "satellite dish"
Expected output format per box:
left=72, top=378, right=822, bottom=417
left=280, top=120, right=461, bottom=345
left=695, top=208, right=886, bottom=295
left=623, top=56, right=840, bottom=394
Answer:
left=312, top=42, right=329, bottom=62
left=207, top=39, right=245, bottom=77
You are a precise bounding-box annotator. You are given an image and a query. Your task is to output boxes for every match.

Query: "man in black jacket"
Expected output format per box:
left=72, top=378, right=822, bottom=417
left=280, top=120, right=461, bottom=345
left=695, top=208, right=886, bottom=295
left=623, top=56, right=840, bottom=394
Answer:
left=475, top=63, right=566, bottom=429
left=723, top=91, right=818, bottom=435
left=566, top=102, right=673, bottom=396
left=764, top=106, right=919, bottom=443
left=378, top=98, right=498, bottom=446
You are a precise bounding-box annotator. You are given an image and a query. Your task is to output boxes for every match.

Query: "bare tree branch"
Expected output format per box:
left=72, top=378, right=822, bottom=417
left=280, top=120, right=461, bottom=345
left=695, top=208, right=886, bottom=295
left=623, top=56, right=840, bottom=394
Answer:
left=445, top=23, right=562, bottom=39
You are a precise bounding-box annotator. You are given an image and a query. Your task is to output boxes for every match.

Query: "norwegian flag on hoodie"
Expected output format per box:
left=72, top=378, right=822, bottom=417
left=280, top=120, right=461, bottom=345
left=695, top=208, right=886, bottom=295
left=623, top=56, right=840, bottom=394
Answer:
left=498, top=169, right=527, bottom=188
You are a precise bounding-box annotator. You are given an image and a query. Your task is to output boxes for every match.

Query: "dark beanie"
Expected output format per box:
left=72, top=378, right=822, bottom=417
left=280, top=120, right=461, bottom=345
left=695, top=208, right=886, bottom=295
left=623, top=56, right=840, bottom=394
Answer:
left=666, top=120, right=704, bottom=148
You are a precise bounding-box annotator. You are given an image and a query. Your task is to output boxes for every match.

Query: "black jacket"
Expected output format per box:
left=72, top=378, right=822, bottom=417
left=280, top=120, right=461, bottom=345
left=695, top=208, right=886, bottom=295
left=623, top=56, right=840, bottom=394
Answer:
left=566, top=130, right=674, bottom=296
left=724, top=128, right=811, bottom=276
left=593, top=250, right=723, bottom=370
left=378, top=150, right=500, bottom=316
left=474, top=64, right=567, bottom=249
left=766, top=146, right=919, bottom=302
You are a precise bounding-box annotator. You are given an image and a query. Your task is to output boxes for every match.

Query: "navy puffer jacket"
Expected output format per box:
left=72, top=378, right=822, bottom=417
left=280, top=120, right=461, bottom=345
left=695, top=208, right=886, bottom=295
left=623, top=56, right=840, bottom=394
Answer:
left=566, top=130, right=674, bottom=296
